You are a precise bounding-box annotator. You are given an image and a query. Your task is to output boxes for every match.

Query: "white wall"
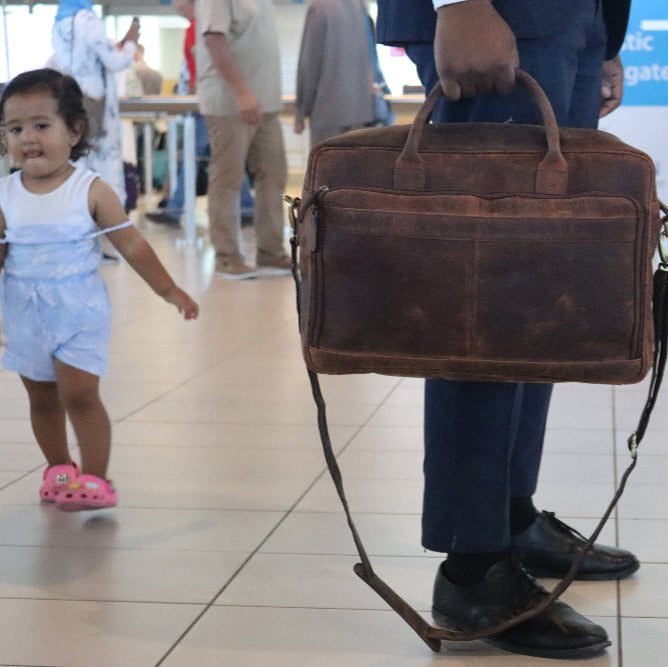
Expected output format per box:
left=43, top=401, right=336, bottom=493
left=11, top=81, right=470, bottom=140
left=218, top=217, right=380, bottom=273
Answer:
left=600, top=108, right=668, bottom=202
left=273, top=3, right=306, bottom=97
left=0, top=4, right=58, bottom=80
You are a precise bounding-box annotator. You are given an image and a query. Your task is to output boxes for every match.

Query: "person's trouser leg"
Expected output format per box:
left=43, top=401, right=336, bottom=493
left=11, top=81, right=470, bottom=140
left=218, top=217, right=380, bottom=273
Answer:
left=246, top=112, right=288, bottom=262
left=510, top=383, right=553, bottom=498
left=422, top=381, right=553, bottom=552
left=168, top=163, right=186, bottom=214
left=204, top=115, right=251, bottom=261
left=170, top=113, right=210, bottom=213
left=407, top=1, right=606, bottom=553
left=422, top=380, right=527, bottom=552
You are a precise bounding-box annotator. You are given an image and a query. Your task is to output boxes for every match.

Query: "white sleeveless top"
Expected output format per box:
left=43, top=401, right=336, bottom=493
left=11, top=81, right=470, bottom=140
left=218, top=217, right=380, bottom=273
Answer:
left=0, top=165, right=130, bottom=281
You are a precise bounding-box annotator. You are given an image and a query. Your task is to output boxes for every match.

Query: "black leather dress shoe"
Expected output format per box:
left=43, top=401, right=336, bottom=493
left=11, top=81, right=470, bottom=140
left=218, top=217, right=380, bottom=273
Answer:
left=511, top=511, right=640, bottom=580
left=432, top=557, right=610, bottom=659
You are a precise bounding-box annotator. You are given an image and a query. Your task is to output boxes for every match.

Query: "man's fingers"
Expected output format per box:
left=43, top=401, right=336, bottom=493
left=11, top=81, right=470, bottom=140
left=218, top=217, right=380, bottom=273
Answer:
left=440, top=78, right=462, bottom=102
left=600, top=96, right=621, bottom=118
left=434, top=1, right=519, bottom=102
left=493, top=66, right=518, bottom=96
left=440, top=65, right=518, bottom=102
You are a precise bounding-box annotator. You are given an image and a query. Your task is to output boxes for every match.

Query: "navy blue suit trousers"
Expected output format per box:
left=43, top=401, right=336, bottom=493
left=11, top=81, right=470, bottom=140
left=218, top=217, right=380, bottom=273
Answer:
left=405, top=0, right=608, bottom=552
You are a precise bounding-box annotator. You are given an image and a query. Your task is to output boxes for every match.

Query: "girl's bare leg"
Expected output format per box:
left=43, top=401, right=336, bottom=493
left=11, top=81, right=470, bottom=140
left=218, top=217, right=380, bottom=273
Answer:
left=54, top=359, right=111, bottom=479
left=20, top=375, right=71, bottom=467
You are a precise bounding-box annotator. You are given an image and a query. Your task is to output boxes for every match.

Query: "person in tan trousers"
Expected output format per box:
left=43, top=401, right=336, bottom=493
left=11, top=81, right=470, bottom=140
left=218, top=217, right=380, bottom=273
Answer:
left=195, top=0, right=290, bottom=279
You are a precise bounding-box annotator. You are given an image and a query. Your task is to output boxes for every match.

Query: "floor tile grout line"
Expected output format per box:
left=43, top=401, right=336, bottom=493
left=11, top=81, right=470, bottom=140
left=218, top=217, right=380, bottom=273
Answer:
left=106, top=323, right=305, bottom=425
left=152, top=466, right=345, bottom=665
left=0, top=595, right=205, bottom=606
left=154, top=375, right=403, bottom=665
left=0, top=465, right=45, bottom=494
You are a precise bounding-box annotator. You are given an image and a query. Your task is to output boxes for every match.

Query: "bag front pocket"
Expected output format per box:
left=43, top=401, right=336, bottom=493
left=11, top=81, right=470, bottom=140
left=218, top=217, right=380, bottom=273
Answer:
left=305, top=188, right=648, bottom=372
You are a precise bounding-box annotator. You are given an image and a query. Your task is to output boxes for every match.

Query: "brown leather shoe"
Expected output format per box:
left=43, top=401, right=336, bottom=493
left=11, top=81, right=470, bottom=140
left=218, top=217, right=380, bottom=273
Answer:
left=432, top=557, right=610, bottom=659
left=512, top=511, right=640, bottom=580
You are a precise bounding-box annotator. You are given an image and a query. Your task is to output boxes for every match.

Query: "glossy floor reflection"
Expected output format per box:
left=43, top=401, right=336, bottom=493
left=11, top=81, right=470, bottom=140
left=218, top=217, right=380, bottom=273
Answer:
left=0, top=209, right=666, bottom=666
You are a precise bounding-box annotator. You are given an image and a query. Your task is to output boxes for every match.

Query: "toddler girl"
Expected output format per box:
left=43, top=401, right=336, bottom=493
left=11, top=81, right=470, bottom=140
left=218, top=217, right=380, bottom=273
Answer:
left=0, top=68, right=199, bottom=511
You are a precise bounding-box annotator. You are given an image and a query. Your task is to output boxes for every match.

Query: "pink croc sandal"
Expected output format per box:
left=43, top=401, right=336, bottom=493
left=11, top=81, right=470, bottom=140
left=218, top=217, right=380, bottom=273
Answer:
left=55, top=474, right=117, bottom=512
left=40, top=462, right=79, bottom=503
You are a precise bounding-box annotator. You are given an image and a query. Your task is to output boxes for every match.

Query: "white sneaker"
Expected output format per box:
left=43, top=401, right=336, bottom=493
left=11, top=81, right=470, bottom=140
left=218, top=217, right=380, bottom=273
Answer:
left=256, top=254, right=292, bottom=277
left=215, top=256, right=258, bottom=280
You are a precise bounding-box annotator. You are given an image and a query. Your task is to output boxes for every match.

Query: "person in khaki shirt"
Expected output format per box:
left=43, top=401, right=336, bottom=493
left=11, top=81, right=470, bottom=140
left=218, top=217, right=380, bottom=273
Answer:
left=196, top=0, right=290, bottom=279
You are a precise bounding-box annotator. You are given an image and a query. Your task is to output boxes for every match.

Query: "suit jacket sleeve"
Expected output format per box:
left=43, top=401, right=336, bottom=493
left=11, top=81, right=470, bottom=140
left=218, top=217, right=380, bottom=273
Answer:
left=376, top=0, right=437, bottom=46
left=376, top=0, right=631, bottom=61
left=603, top=0, right=631, bottom=59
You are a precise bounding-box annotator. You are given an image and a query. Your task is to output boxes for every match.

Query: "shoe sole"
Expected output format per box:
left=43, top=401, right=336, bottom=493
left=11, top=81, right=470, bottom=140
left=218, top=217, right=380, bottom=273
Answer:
left=432, top=607, right=611, bottom=659
left=255, top=266, right=292, bottom=277
left=524, top=560, right=640, bottom=581
left=215, top=270, right=259, bottom=280
left=485, top=635, right=611, bottom=659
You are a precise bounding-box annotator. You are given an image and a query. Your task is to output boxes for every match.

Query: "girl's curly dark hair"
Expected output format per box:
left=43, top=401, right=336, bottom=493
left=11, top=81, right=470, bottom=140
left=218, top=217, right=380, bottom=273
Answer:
left=0, top=68, right=92, bottom=161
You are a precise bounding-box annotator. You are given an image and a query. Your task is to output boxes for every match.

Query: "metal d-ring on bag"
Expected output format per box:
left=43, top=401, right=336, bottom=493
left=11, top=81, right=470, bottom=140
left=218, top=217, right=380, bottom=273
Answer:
left=284, top=69, right=668, bottom=651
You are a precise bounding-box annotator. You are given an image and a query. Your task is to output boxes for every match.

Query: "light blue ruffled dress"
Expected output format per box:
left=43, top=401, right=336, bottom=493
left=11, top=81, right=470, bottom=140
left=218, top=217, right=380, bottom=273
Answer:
left=0, top=166, right=130, bottom=381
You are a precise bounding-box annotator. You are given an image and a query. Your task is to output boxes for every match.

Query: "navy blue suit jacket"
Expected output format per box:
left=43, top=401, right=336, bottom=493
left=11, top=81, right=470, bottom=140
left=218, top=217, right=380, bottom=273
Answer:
left=377, top=0, right=630, bottom=60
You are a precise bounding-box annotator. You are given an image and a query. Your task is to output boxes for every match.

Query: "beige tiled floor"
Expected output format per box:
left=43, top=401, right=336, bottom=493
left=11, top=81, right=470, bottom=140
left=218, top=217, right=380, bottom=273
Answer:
left=0, top=208, right=666, bottom=666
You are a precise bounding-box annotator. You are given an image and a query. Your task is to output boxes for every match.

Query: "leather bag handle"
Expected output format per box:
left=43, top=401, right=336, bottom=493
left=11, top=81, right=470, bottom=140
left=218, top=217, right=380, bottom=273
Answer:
left=394, top=69, right=569, bottom=194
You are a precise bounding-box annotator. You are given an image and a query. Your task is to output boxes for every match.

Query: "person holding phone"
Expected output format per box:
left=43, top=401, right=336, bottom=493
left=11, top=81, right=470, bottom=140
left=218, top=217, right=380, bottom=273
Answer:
left=51, top=1, right=139, bottom=212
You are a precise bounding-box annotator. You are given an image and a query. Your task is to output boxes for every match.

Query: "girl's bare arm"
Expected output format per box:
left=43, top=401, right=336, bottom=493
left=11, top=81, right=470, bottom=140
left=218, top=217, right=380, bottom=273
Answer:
left=0, top=209, right=7, bottom=272
left=89, top=178, right=199, bottom=319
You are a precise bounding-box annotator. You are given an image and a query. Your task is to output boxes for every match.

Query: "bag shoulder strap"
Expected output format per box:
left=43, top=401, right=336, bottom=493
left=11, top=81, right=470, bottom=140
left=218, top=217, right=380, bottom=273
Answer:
left=285, top=194, right=668, bottom=651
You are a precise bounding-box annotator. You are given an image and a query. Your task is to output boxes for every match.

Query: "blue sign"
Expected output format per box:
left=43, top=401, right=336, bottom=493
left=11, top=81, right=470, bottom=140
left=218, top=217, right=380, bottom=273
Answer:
left=622, top=0, right=668, bottom=105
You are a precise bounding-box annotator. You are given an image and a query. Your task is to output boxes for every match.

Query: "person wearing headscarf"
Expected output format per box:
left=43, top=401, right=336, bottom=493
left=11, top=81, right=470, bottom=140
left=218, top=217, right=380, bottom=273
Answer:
left=51, top=0, right=138, bottom=206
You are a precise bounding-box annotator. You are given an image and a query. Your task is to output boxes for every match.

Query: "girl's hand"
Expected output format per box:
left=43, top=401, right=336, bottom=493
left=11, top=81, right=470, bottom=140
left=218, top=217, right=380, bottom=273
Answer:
left=164, top=286, right=199, bottom=320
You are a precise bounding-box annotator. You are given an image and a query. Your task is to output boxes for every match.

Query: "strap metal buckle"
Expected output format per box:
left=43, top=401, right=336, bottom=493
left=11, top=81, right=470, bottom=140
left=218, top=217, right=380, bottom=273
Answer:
left=282, top=195, right=301, bottom=233
left=659, top=200, right=668, bottom=270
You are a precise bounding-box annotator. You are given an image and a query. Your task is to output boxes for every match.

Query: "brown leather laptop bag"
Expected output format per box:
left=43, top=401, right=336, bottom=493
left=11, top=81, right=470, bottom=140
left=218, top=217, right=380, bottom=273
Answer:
left=296, top=71, right=662, bottom=384
left=286, top=71, right=668, bottom=650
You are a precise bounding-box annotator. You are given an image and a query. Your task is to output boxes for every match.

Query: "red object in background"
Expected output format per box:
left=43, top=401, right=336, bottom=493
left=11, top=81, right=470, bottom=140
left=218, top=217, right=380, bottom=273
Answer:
left=184, top=19, right=197, bottom=87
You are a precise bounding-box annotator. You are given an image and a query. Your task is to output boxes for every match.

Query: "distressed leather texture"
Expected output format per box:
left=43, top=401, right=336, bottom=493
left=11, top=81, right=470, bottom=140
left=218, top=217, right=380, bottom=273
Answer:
left=296, top=72, right=662, bottom=384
